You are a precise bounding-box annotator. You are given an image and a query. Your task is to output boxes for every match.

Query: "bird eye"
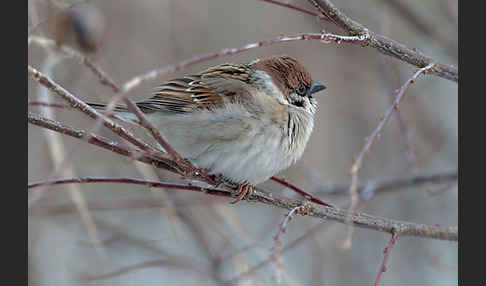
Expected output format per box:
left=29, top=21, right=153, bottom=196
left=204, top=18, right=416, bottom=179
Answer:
left=296, top=85, right=307, bottom=96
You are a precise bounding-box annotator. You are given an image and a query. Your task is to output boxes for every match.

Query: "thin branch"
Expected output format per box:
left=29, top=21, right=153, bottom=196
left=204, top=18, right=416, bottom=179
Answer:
left=262, top=0, right=460, bottom=81
left=271, top=205, right=306, bottom=285
left=28, top=65, right=164, bottom=157
left=227, top=222, right=328, bottom=285
left=271, top=176, right=334, bottom=207
left=350, top=63, right=436, bottom=191
left=374, top=233, right=399, bottom=286
left=295, top=0, right=457, bottom=82
left=29, top=36, right=120, bottom=93
left=28, top=176, right=229, bottom=198
left=321, top=170, right=457, bottom=198
left=121, top=32, right=367, bottom=92
left=28, top=100, right=70, bottom=108
left=81, top=259, right=208, bottom=282
left=379, top=0, right=457, bottom=57
left=377, top=55, right=417, bottom=168
left=259, top=0, right=329, bottom=20
left=28, top=113, right=177, bottom=172
left=345, top=63, right=436, bottom=247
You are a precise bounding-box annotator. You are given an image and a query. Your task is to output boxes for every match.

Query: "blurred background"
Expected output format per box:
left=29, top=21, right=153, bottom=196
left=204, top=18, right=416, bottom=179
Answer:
left=28, top=0, right=458, bottom=285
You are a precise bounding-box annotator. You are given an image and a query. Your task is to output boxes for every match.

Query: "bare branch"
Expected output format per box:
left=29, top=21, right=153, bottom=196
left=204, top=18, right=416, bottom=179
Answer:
left=227, top=222, right=328, bottom=285
left=28, top=176, right=228, bottom=198
left=271, top=176, right=334, bottom=207
left=350, top=63, right=436, bottom=191
left=28, top=113, right=176, bottom=172
left=321, top=170, right=457, bottom=198
left=300, top=0, right=457, bottom=82
left=259, top=0, right=329, bottom=20
left=121, top=32, right=367, bottom=91
left=374, top=233, right=399, bottom=286
left=28, top=65, right=164, bottom=157
left=28, top=36, right=119, bottom=93
left=25, top=175, right=458, bottom=242
left=345, top=63, right=436, bottom=247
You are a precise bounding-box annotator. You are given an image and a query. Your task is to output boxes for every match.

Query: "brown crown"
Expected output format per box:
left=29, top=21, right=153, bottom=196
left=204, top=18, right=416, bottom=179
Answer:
left=252, top=55, right=313, bottom=98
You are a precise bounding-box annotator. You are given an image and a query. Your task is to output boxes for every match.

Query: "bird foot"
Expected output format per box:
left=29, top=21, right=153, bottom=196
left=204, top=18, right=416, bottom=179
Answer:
left=230, top=183, right=254, bottom=204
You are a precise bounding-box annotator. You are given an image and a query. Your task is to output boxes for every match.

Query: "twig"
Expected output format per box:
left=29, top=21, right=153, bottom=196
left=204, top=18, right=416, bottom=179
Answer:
left=120, top=32, right=368, bottom=92
left=259, top=0, right=329, bottom=20
left=28, top=176, right=229, bottom=198
left=350, top=63, right=436, bottom=192
left=28, top=113, right=177, bottom=172
left=260, top=1, right=457, bottom=82
left=271, top=176, right=334, bottom=207
left=321, top=170, right=457, bottom=198
left=379, top=0, right=457, bottom=57
left=28, top=101, right=70, bottom=108
left=32, top=54, right=106, bottom=257
left=271, top=206, right=305, bottom=285
left=374, top=233, right=399, bottom=286
left=345, top=63, right=436, bottom=248
left=28, top=36, right=120, bottom=93
left=227, top=222, right=328, bottom=285
left=81, top=259, right=208, bottom=282
left=28, top=65, right=164, bottom=157
left=299, top=0, right=457, bottom=82
left=27, top=170, right=457, bottom=216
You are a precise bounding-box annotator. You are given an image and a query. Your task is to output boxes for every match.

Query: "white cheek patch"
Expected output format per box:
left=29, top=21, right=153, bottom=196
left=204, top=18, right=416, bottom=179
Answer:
left=252, top=70, right=289, bottom=105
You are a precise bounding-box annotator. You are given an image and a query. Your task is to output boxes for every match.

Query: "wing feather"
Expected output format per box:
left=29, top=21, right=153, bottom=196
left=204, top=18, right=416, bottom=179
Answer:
left=136, top=64, right=252, bottom=114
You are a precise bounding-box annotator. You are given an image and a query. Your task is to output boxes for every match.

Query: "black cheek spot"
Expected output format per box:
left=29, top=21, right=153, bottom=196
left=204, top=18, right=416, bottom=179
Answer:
left=292, top=100, right=304, bottom=108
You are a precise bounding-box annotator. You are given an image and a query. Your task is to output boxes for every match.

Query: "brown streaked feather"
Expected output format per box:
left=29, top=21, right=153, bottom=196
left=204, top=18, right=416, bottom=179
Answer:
left=135, top=64, right=252, bottom=114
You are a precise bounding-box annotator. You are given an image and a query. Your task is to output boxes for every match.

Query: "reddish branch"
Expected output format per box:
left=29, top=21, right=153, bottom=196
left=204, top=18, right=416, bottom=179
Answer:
left=28, top=113, right=176, bottom=172
left=28, top=171, right=456, bottom=217
left=28, top=176, right=228, bottom=198
left=271, top=176, right=334, bottom=207
left=374, top=233, right=400, bottom=286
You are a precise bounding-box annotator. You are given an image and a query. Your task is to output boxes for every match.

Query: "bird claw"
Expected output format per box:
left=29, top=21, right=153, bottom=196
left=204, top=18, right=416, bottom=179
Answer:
left=230, top=183, right=254, bottom=204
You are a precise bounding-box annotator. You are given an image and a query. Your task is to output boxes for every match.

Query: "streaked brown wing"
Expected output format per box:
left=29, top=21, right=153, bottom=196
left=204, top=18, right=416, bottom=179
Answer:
left=136, top=64, right=251, bottom=114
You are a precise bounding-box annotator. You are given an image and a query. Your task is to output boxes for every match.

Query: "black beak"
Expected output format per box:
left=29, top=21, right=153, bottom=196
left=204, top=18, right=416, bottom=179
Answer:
left=310, top=81, right=326, bottom=95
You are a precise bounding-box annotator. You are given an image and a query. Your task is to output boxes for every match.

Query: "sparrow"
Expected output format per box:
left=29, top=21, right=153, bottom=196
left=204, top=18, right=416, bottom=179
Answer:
left=90, top=55, right=326, bottom=203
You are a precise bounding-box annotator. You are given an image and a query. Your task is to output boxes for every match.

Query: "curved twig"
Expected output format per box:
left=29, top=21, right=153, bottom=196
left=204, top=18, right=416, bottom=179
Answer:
left=306, top=0, right=457, bottom=82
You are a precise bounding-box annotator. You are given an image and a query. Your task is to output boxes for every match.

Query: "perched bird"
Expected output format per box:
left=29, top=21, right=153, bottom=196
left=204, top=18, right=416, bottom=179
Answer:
left=90, top=55, right=326, bottom=202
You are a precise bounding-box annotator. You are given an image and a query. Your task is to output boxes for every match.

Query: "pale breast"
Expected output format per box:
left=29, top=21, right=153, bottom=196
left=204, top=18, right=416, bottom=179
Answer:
left=153, top=95, right=314, bottom=185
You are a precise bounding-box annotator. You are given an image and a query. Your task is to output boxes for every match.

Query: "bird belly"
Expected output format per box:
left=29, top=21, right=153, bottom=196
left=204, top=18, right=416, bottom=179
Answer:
left=152, top=106, right=310, bottom=186
left=192, top=124, right=295, bottom=185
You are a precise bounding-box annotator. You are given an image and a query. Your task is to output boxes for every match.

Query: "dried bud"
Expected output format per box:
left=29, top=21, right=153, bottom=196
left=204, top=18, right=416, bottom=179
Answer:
left=52, top=3, right=106, bottom=53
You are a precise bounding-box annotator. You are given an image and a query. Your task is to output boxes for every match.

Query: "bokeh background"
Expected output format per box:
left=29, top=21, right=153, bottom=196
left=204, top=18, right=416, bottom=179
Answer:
left=28, top=0, right=458, bottom=285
